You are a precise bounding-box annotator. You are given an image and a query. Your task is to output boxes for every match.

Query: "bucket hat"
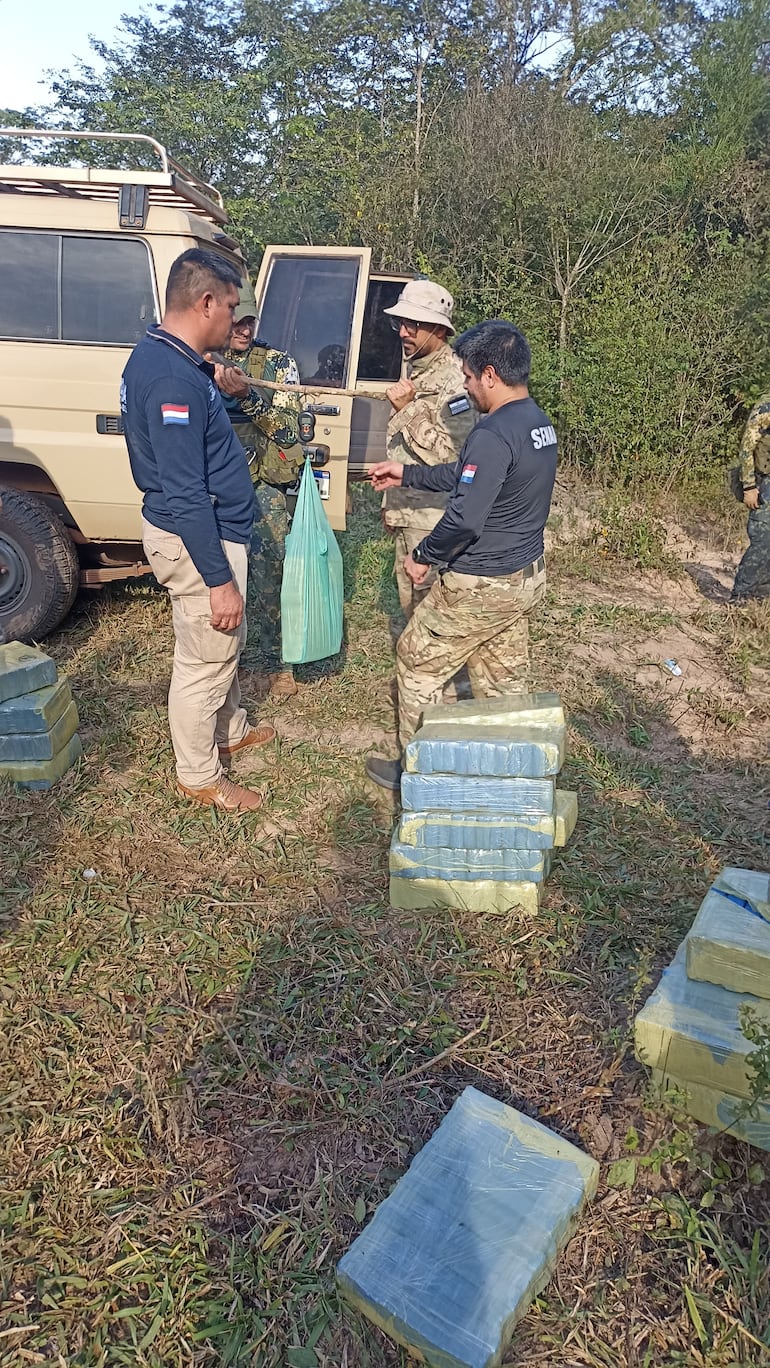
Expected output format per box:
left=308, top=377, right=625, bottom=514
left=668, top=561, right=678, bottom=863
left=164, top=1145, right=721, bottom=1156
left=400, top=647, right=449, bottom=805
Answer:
left=383, top=279, right=455, bottom=334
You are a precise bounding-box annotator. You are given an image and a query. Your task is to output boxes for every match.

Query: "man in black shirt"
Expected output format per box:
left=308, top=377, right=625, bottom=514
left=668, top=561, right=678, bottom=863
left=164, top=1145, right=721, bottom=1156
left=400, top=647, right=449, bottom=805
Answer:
left=365, top=320, right=557, bottom=790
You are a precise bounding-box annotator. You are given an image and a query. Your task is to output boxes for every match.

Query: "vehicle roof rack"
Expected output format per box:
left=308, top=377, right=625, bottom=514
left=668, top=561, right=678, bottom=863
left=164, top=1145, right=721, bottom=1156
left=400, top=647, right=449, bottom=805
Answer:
left=0, top=129, right=228, bottom=226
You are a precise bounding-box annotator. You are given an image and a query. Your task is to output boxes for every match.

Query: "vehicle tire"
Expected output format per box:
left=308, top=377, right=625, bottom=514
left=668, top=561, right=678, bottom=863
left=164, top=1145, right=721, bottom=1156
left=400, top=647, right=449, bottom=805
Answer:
left=0, top=486, right=80, bottom=643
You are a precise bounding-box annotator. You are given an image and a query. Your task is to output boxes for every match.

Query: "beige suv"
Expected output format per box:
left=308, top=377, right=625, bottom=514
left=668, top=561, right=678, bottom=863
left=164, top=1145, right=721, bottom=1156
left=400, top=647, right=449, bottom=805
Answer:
left=0, top=129, right=410, bottom=641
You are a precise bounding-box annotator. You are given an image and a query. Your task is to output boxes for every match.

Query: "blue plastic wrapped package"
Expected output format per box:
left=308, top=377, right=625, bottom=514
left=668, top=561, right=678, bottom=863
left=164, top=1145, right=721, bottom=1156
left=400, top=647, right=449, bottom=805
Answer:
left=0, top=677, right=72, bottom=734
left=0, top=642, right=57, bottom=704
left=404, top=724, right=564, bottom=778
left=390, top=833, right=550, bottom=883
left=401, top=773, right=554, bottom=816
left=338, top=1086, right=599, bottom=1368
left=280, top=458, right=344, bottom=664
left=0, top=732, right=82, bottom=789
left=0, top=700, right=79, bottom=762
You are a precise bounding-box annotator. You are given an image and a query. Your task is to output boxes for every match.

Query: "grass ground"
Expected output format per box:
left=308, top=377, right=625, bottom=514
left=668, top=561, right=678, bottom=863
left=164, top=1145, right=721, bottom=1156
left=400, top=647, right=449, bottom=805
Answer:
left=1, top=485, right=769, bottom=1367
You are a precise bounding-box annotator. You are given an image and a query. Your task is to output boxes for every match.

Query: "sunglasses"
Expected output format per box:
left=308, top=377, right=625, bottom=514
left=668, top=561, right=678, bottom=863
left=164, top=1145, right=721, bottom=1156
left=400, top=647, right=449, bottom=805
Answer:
left=387, top=316, right=420, bottom=335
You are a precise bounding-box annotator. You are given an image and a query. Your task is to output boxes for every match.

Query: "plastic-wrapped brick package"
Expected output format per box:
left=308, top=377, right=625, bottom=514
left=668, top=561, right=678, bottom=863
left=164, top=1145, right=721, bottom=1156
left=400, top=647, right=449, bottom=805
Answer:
left=686, top=868, right=770, bottom=999
left=635, top=941, right=770, bottom=1100
left=389, top=834, right=551, bottom=883
left=401, top=774, right=555, bottom=816
left=419, top=692, right=565, bottom=734
left=0, top=642, right=57, bottom=704
left=338, top=1086, right=598, bottom=1368
left=390, top=876, right=542, bottom=916
left=651, top=1070, right=770, bottom=1151
left=404, top=724, right=565, bottom=778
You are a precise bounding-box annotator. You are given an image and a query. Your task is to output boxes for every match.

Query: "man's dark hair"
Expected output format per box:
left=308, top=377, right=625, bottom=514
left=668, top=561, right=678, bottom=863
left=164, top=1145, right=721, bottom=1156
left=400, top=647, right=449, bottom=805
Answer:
left=165, top=248, right=242, bottom=311
left=454, top=320, right=531, bottom=386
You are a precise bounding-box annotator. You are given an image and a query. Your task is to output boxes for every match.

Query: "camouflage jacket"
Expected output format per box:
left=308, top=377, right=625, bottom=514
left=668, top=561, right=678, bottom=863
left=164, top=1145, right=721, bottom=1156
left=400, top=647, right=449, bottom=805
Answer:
left=223, top=340, right=303, bottom=485
left=383, top=343, right=477, bottom=530
left=738, top=392, right=770, bottom=489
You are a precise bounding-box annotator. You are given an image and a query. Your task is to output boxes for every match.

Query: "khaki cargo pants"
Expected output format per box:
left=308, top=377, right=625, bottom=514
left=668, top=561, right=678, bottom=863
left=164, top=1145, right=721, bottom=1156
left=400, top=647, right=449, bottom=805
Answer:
left=142, top=518, right=250, bottom=788
left=396, top=558, right=547, bottom=747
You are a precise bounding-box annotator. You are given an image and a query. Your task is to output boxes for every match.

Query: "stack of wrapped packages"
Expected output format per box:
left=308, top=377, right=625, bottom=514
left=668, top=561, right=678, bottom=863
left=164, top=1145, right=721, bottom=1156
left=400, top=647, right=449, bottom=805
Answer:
left=389, top=691, right=577, bottom=915
left=635, top=867, right=770, bottom=1150
left=0, top=641, right=82, bottom=789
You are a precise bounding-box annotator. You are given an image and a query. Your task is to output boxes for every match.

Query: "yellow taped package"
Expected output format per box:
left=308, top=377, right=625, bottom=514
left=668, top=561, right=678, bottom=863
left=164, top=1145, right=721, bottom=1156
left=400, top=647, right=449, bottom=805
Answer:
left=651, top=1070, right=770, bottom=1151
left=390, top=875, right=540, bottom=915
left=420, top=691, right=565, bottom=733
left=554, top=790, right=578, bottom=846
left=686, top=867, right=770, bottom=999
left=635, top=941, right=770, bottom=1100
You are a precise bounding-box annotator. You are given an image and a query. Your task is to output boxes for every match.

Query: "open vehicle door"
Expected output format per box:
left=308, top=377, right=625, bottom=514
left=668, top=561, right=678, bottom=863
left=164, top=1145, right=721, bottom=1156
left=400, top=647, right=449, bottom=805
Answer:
left=253, top=246, right=410, bottom=530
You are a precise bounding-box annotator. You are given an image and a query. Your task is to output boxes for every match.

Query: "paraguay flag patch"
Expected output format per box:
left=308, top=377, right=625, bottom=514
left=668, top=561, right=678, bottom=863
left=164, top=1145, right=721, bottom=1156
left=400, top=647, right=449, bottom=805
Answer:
left=460, top=463, right=477, bottom=484
left=161, top=403, right=190, bottom=425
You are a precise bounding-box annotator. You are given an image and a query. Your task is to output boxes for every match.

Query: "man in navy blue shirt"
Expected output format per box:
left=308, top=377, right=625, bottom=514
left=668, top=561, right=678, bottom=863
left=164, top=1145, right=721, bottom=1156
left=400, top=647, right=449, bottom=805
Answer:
left=122, top=249, right=274, bottom=811
left=365, top=320, right=557, bottom=790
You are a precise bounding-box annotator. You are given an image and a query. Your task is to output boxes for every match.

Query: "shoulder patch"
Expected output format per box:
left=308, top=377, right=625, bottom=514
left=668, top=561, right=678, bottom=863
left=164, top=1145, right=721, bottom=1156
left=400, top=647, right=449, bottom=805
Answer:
left=460, top=463, right=477, bottom=484
left=448, top=393, right=471, bottom=416
left=161, top=403, right=190, bottom=426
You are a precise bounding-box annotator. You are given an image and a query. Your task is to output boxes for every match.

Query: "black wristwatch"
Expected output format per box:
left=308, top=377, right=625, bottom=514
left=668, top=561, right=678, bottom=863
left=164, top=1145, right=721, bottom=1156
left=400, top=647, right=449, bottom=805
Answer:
left=411, top=542, right=429, bottom=565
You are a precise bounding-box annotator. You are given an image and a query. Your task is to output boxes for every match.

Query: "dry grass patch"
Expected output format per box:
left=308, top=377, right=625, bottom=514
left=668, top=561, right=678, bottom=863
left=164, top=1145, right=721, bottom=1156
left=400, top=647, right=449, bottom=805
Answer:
left=1, top=489, right=768, bottom=1366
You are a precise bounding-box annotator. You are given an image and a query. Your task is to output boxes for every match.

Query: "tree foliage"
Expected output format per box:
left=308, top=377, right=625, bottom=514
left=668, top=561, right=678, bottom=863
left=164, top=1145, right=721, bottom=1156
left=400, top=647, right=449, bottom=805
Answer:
left=4, top=0, right=770, bottom=488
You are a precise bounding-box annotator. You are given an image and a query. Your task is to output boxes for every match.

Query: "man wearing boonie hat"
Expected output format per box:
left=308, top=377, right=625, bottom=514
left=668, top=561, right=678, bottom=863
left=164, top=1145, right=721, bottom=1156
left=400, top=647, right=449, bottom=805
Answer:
left=381, top=279, right=477, bottom=622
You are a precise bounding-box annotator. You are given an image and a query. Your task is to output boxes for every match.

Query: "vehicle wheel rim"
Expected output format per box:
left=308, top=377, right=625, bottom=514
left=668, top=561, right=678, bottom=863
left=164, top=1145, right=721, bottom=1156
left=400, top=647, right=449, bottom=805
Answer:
left=0, top=533, right=31, bottom=615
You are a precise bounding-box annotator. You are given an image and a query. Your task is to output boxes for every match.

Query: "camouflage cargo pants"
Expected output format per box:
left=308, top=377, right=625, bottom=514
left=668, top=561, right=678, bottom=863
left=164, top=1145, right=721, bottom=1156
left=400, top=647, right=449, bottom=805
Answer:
left=393, top=527, right=438, bottom=618
left=241, top=481, right=292, bottom=673
left=396, top=558, right=547, bottom=747
left=732, top=476, right=770, bottom=601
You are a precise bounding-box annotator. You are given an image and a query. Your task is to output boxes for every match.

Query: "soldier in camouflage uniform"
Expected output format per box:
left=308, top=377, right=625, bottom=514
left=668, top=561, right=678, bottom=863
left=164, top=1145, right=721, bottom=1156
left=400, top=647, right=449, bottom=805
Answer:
left=381, top=280, right=477, bottom=619
left=731, top=392, right=770, bottom=602
left=215, top=298, right=304, bottom=697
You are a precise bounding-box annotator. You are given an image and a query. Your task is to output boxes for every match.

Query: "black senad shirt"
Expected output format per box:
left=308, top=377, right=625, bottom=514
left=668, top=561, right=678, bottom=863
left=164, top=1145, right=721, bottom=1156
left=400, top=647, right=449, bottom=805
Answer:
left=121, top=326, right=255, bottom=588
left=403, top=396, right=557, bottom=575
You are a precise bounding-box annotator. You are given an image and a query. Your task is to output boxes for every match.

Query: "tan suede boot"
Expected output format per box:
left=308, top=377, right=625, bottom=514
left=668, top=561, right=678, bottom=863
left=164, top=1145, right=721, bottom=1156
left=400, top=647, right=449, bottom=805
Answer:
left=268, top=671, right=298, bottom=699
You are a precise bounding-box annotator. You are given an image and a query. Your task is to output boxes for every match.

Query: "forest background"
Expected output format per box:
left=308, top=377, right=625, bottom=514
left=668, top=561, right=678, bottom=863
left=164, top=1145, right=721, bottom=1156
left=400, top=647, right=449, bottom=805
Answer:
left=2, top=0, right=769, bottom=495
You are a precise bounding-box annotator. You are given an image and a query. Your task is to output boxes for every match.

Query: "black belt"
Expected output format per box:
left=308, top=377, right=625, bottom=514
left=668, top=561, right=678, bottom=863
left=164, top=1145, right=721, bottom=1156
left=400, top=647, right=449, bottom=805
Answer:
left=522, top=556, right=545, bottom=581
left=440, top=555, right=545, bottom=581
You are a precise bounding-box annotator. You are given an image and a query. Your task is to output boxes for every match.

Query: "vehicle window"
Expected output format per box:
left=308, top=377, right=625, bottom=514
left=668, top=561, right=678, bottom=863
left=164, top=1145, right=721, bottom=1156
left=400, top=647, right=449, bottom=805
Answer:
left=0, top=231, right=58, bottom=339
left=0, top=231, right=156, bottom=343
left=62, top=237, right=156, bottom=344
left=258, top=256, right=359, bottom=385
left=357, top=279, right=404, bottom=381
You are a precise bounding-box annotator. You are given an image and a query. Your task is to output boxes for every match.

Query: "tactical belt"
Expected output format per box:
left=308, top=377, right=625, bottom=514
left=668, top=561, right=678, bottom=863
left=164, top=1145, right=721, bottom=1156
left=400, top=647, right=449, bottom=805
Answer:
left=440, top=555, right=545, bottom=582
left=523, top=556, right=546, bottom=581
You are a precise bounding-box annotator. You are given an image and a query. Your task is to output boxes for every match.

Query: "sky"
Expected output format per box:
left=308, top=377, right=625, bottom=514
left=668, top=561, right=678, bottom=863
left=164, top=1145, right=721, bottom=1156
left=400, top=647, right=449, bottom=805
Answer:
left=0, top=0, right=148, bottom=112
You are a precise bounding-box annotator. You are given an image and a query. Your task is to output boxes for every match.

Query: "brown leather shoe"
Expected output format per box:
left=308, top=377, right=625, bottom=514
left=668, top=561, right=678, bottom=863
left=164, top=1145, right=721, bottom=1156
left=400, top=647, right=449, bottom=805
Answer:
left=177, top=775, right=264, bottom=811
left=219, top=723, right=276, bottom=757
left=268, top=671, right=298, bottom=699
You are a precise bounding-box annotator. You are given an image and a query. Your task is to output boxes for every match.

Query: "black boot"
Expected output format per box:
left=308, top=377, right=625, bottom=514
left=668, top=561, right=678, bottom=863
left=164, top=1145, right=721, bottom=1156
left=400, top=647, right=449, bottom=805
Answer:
left=364, top=755, right=403, bottom=791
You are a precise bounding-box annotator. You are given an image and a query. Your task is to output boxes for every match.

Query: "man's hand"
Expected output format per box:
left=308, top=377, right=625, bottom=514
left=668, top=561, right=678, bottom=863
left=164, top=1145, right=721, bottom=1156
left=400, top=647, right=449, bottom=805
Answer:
left=386, top=378, right=416, bottom=413
left=370, top=460, right=405, bottom=491
left=209, top=580, right=244, bottom=631
left=744, top=487, right=761, bottom=510
left=213, top=363, right=251, bottom=400
left=404, top=552, right=429, bottom=586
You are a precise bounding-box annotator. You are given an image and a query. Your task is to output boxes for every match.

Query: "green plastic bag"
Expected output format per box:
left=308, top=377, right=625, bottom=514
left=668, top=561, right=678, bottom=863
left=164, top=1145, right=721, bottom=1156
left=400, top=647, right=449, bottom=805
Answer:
left=280, top=458, right=344, bottom=663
